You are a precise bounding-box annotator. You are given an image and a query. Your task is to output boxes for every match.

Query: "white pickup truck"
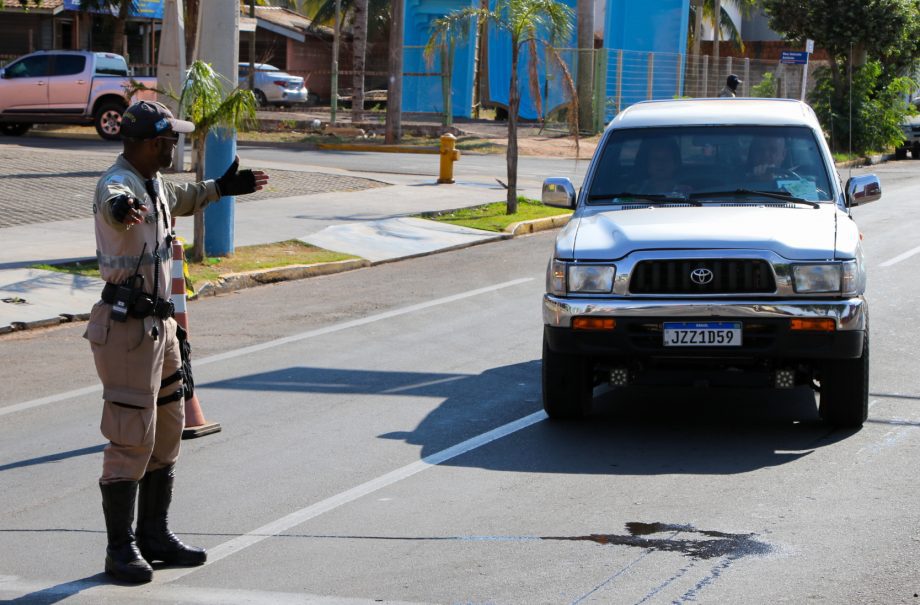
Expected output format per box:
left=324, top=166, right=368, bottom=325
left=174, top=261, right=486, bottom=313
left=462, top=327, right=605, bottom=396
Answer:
left=0, top=50, right=156, bottom=140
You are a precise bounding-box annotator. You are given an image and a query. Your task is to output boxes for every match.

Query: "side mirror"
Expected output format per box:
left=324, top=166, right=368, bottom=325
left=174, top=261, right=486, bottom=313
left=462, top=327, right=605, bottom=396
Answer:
left=845, top=174, right=882, bottom=207
left=542, top=177, right=576, bottom=209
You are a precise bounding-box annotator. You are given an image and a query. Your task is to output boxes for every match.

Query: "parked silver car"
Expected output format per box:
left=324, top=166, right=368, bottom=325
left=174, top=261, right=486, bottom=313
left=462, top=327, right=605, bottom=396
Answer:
left=237, top=62, right=308, bottom=107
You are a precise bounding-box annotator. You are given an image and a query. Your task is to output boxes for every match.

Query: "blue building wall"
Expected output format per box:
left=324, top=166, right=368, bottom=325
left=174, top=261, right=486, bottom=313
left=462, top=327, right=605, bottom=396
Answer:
left=603, top=0, right=690, bottom=119
left=402, top=0, right=478, bottom=117
left=402, top=0, right=690, bottom=120
left=484, top=0, right=577, bottom=120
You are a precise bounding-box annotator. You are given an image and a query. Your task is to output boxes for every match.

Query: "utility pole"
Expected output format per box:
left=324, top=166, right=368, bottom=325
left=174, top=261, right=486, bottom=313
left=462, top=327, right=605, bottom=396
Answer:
left=385, top=0, right=404, bottom=143
left=713, top=0, right=721, bottom=94
left=331, top=0, right=341, bottom=124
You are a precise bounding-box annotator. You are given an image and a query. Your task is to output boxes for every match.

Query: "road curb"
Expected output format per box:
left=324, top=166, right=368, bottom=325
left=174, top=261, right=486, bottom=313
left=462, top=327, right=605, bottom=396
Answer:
left=193, top=258, right=370, bottom=298
left=505, top=214, right=571, bottom=235
left=317, top=143, right=440, bottom=154
left=2, top=215, right=568, bottom=334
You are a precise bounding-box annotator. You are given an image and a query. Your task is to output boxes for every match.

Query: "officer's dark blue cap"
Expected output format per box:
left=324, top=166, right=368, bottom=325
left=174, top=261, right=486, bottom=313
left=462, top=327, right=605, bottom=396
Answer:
left=120, top=101, right=194, bottom=139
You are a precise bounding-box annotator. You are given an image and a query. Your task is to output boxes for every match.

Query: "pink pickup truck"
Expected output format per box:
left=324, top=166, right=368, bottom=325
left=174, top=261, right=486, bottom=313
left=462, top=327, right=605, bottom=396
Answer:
left=0, top=50, right=156, bottom=140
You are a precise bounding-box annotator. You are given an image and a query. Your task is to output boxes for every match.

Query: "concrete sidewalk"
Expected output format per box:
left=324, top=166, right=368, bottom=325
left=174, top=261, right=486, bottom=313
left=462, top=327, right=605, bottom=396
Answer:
left=0, top=144, right=547, bottom=333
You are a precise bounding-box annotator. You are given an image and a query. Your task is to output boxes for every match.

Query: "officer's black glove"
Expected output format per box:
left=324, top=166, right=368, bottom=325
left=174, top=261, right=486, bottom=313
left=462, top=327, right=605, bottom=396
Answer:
left=215, top=156, right=257, bottom=196
left=110, top=194, right=144, bottom=223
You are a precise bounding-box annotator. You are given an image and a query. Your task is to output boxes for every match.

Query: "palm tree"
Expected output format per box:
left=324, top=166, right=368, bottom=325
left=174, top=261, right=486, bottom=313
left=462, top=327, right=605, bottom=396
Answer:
left=308, top=0, right=390, bottom=123
left=74, top=0, right=133, bottom=55
left=426, top=0, right=575, bottom=214
left=688, top=0, right=758, bottom=53
left=178, top=61, right=259, bottom=261
left=130, top=62, right=259, bottom=261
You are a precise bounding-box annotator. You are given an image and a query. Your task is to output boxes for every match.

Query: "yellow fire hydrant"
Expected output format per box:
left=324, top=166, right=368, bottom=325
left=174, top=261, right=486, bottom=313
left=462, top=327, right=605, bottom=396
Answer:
left=437, top=133, right=461, bottom=184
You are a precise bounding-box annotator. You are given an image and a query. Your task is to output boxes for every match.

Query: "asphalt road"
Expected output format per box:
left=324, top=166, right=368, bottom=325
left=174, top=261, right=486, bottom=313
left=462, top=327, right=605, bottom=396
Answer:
left=1, top=159, right=919, bottom=604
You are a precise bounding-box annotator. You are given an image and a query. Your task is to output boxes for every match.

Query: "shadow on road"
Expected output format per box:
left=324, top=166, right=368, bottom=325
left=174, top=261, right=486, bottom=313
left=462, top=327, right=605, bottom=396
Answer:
left=203, top=361, right=854, bottom=476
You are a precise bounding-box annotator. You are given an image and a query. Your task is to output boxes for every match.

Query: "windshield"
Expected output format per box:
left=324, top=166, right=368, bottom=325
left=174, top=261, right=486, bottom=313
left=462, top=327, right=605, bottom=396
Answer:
left=588, top=125, right=834, bottom=204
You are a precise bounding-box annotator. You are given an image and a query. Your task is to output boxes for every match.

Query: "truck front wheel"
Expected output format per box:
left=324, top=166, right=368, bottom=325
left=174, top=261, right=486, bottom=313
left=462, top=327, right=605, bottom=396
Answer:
left=818, top=331, right=869, bottom=428
left=94, top=101, right=126, bottom=140
left=542, top=336, right=594, bottom=420
left=0, top=123, right=31, bottom=136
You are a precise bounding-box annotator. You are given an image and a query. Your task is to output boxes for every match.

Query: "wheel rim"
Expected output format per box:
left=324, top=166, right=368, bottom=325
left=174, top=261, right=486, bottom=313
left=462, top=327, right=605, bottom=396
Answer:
left=100, top=110, right=122, bottom=136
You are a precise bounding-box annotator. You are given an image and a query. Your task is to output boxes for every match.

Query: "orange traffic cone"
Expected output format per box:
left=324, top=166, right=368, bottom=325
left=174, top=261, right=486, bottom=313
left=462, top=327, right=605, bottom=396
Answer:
left=171, top=238, right=221, bottom=439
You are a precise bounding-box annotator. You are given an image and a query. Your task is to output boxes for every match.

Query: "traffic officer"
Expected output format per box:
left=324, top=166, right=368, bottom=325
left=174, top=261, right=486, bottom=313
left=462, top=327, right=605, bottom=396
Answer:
left=719, top=74, right=742, bottom=97
left=85, top=100, right=268, bottom=583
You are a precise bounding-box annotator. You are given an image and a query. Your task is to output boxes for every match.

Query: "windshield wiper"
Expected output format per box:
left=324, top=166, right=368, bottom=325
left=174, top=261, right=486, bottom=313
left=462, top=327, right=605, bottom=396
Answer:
left=587, top=192, right=702, bottom=206
left=689, top=189, right=820, bottom=208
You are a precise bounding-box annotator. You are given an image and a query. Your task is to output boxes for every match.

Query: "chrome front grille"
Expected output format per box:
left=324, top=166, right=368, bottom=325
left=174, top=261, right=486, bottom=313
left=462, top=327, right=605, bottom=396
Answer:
left=629, top=259, right=776, bottom=294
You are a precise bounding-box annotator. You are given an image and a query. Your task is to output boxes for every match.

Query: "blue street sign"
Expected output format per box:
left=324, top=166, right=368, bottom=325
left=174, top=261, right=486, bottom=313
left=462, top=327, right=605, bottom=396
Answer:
left=780, top=51, right=809, bottom=65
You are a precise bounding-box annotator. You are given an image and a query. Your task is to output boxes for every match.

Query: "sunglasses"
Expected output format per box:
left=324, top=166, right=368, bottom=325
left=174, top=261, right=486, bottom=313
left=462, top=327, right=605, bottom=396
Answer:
left=155, top=134, right=180, bottom=144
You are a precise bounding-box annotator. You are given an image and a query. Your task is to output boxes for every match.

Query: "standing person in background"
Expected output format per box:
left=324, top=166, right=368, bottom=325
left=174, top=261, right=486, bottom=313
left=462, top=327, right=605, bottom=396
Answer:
left=719, top=74, right=743, bottom=97
left=85, top=100, right=268, bottom=583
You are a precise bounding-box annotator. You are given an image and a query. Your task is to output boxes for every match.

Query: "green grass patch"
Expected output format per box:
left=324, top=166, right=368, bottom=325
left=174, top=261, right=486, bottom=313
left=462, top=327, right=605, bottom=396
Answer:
left=186, top=240, right=356, bottom=286
left=423, top=197, right=572, bottom=232
left=32, top=240, right=357, bottom=292
left=33, top=260, right=100, bottom=278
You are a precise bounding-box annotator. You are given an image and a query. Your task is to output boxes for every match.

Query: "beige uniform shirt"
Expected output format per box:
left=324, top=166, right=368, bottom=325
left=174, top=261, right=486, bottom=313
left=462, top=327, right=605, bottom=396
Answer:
left=93, top=154, right=220, bottom=298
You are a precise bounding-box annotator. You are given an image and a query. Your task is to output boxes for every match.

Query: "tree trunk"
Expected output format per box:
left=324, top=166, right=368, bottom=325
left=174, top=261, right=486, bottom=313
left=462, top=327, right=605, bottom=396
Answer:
left=190, top=139, right=205, bottom=262
left=576, top=0, right=594, bottom=133
left=692, top=0, right=704, bottom=94
left=185, top=0, right=199, bottom=64
left=352, top=0, right=369, bottom=123
left=691, top=0, right=702, bottom=58
left=472, top=2, right=488, bottom=119
left=712, top=0, right=721, bottom=93
left=385, top=0, right=404, bottom=143
left=506, top=43, right=519, bottom=215
left=112, top=1, right=130, bottom=56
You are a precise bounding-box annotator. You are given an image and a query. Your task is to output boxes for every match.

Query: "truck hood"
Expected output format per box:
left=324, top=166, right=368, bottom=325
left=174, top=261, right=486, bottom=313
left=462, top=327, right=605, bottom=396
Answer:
left=561, top=203, right=839, bottom=261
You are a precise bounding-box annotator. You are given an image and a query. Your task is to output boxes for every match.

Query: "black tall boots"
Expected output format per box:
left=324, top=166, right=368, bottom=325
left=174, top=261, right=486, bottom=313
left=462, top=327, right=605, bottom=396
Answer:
left=100, top=481, right=153, bottom=583
left=135, top=465, right=207, bottom=567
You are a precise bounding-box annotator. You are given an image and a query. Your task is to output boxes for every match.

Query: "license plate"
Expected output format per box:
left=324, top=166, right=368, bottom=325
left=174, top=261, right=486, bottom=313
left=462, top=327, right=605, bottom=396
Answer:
left=662, top=321, right=742, bottom=347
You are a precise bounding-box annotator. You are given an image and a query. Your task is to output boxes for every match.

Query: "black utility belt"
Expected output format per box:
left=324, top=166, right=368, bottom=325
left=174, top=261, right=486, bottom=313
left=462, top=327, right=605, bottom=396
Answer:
left=101, top=282, right=174, bottom=321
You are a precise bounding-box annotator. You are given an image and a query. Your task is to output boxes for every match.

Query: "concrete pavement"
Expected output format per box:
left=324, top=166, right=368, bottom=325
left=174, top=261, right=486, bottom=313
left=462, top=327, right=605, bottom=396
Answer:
left=0, top=139, right=550, bottom=333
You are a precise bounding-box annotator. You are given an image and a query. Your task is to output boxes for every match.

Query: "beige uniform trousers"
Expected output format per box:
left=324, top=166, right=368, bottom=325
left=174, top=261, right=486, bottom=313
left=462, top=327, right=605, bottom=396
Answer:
left=85, top=301, right=184, bottom=483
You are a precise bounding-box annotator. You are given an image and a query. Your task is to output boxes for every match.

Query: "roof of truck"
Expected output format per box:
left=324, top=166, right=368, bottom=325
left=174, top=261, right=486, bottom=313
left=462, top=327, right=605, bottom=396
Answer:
left=610, top=98, right=822, bottom=131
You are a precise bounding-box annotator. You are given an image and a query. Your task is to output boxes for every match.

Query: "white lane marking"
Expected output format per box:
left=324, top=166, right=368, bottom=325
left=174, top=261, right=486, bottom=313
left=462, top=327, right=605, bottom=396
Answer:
left=157, top=410, right=548, bottom=583
left=880, top=245, right=920, bottom=267
left=0, top=278, right=534, bottom=418
left=0, top=574, right=431, bottom=604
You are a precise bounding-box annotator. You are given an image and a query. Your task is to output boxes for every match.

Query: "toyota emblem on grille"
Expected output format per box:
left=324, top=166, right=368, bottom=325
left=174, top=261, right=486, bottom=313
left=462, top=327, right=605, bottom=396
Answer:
left=690, top=268, right=714, bottom=285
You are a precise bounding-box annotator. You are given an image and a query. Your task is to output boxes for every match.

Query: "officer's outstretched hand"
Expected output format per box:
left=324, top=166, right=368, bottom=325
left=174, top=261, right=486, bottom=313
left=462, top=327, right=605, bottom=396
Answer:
left=216, top=156, right=269, bottom=197
left=110, top=194, right=147, bottom=225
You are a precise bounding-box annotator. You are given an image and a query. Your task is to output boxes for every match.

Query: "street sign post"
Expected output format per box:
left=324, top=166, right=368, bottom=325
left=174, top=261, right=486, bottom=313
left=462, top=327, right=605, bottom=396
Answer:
left=781, top=48, right=812, bottom=102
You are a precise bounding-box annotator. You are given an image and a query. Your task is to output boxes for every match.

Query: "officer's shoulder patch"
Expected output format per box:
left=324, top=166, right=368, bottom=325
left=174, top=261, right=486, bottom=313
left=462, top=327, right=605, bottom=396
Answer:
left=106, top=175, right=126, bottom=185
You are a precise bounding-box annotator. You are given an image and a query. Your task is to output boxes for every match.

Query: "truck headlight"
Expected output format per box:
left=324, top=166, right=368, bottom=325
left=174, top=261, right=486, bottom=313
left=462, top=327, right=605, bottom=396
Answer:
left=568, top=265, right=616, bottom=293
left=792, top=264, right=842, bottom=293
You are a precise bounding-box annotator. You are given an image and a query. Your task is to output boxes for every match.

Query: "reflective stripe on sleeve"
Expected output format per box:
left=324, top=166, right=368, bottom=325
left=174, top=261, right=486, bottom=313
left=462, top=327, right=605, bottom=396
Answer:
left=96, top=245, right=171, bottom=270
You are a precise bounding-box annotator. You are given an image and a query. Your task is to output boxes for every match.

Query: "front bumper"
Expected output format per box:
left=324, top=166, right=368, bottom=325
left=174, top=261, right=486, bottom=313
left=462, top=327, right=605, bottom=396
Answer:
left=543, top=295, right=866, bottom=360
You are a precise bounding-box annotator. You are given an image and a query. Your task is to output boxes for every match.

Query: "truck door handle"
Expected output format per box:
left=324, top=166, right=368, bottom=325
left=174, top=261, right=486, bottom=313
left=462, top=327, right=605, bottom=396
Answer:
left=77, top=80, right=86, bottom=85
left=37, top=81, right=46, bottom=86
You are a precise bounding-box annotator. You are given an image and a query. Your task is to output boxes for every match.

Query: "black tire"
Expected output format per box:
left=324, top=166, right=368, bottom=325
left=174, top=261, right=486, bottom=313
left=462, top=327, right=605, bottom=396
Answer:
left=818, top=330, right=869, bottom=428
left=542, top=335, right=594, bottom=420
left=895, top=146, right=908, bottom=160
left=0, top=123, right=31, bottom=136
left=912, top=143, right=920, bottom=159
left=253, top=90, right=268, bottom=107
left=94, top=101, right=126, bottom=141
